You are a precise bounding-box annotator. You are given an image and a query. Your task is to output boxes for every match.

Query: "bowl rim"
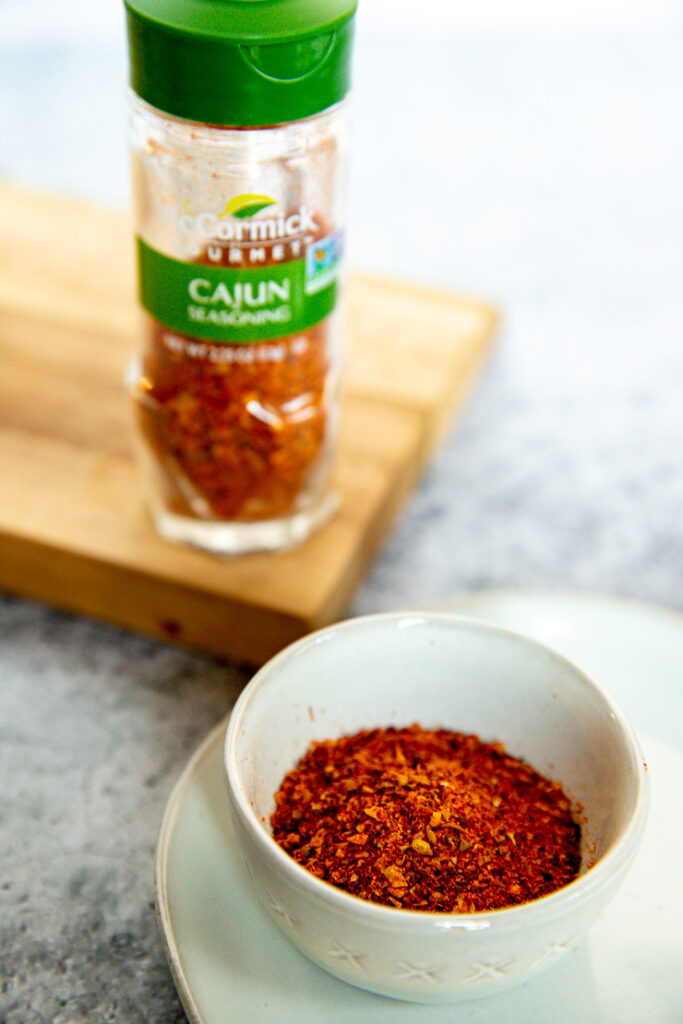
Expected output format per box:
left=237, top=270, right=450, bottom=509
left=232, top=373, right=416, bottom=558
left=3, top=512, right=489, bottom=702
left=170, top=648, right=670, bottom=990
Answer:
left=224, top=610, right=650, bottom=930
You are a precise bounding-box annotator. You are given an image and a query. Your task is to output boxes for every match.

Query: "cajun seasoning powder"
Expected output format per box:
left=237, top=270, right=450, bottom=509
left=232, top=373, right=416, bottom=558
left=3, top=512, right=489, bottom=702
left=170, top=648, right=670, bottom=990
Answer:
left=271, top=725, right=582, bottom=913
left=124, top=0, right=357, bottom=553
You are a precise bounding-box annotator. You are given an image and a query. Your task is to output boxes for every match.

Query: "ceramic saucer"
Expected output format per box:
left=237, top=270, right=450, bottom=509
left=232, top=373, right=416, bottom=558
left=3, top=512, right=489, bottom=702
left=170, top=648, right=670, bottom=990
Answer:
left=155, top=592, right=683, bottom=1023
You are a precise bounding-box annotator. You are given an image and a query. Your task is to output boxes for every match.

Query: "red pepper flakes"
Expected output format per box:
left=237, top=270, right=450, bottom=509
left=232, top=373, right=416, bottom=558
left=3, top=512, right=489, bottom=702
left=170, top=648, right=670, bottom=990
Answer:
left=271, top=724, right=582, bottom=913
left=135, top=223, right=331, bottom=522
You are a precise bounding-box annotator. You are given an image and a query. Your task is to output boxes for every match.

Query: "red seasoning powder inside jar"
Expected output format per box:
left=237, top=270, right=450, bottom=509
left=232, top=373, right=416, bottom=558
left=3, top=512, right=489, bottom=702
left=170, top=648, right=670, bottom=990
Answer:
left=271, top=725, right=582, bottom=913
left=135, top=222, right=333, bottom=522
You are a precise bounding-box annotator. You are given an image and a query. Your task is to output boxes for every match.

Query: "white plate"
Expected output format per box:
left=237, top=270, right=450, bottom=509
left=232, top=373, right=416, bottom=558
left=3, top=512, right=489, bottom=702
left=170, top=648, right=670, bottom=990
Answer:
left=155, top=592, right=683, bottom=1024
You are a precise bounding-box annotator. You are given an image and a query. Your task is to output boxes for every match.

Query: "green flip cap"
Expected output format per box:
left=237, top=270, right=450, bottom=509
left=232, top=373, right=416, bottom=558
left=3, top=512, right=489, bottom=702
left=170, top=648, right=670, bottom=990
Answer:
left=124, top=0, right=357, bottom=126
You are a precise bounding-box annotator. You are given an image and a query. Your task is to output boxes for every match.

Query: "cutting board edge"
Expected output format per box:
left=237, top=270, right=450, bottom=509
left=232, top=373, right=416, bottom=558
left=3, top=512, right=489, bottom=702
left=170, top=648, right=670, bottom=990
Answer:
left=0, top=529, right=311, bottom=667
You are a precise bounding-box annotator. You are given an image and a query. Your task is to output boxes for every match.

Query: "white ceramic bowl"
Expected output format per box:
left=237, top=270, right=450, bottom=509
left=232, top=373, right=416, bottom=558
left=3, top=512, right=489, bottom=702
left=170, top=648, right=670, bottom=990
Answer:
left=224, top=612, right=649, bottom=1003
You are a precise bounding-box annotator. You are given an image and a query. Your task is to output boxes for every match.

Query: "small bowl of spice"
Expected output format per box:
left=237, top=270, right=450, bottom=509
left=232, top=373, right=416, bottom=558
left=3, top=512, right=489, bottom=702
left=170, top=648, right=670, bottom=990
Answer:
left=224, top=612, right=648, bottom=1003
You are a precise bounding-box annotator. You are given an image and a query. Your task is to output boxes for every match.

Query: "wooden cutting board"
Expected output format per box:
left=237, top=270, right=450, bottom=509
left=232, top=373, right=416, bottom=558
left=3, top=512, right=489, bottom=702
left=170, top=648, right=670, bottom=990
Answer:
left=0, top=183, right=497, bottom=665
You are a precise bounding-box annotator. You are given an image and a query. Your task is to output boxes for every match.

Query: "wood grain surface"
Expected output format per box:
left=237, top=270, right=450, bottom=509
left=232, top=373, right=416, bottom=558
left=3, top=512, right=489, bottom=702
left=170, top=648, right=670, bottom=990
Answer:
left=0, top=183, right=498, bottom=664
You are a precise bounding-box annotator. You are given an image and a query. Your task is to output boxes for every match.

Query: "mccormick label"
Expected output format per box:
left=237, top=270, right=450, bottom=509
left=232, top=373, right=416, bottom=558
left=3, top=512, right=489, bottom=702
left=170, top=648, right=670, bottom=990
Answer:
left=136, top=193, right=343, bottom=344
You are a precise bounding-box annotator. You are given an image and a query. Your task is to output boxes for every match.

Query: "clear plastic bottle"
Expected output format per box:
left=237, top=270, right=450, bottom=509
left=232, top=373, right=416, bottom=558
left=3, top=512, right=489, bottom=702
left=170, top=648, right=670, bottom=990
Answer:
left=123, top=0, right=356, bottom=553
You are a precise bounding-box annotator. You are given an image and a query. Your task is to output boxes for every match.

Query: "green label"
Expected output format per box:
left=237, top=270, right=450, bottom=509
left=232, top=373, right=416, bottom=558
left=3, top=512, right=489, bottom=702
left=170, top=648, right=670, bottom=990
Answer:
left=136, top=237, right=340, bottom=343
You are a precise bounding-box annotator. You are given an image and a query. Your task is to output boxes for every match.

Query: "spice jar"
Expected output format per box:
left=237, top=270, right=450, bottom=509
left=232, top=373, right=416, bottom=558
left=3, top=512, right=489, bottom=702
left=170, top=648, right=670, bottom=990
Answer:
left=123, top=0, right=356, bottom=553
